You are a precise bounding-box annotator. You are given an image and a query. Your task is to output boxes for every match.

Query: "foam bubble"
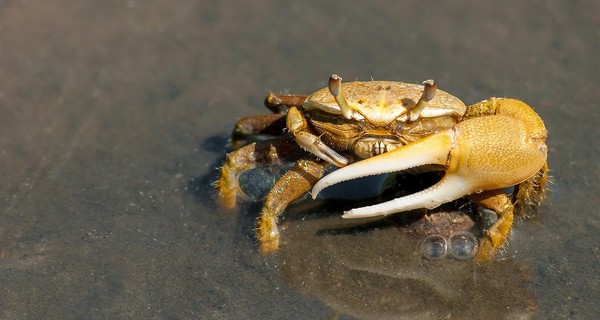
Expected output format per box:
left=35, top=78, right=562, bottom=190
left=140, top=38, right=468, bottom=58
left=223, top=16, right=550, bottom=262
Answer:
left=448, top=232, right=479, bottom=260
left=420, top=235, right=448, bottom=260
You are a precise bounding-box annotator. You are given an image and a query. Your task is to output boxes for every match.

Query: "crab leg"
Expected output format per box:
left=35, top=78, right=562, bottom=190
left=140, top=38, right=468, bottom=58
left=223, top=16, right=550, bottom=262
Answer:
left=258, top=159, right=329, bottom=254
left=231, top=113, right=287, bottom=147
left=312, top=103, right=547, bottom=219
left=467, top=190, right=514, bottom=261
left=216, top=137, right=304, bottom=208
left=264, top=92, right=308, bottom=113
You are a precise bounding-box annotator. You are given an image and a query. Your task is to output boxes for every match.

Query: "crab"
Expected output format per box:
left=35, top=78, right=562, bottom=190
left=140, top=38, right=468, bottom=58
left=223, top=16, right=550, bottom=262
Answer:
left=216, top=74, right=548, bottom=261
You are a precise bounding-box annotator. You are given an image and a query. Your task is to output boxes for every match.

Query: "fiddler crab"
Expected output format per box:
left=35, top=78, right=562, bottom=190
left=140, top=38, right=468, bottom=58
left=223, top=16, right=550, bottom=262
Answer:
left=216, top=74, right=548, bottom=261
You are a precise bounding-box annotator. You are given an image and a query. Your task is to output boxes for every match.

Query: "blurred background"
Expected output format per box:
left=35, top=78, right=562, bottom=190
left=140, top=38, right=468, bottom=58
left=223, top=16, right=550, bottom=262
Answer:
left=1, top=0, right=598, bottom=319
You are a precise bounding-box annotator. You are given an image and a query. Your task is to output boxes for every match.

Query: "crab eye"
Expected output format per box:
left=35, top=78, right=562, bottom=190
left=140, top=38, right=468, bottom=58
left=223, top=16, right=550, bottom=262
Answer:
left=328, top=74, right=354, bottom=119
left=408, top=80, right=437, bottom=122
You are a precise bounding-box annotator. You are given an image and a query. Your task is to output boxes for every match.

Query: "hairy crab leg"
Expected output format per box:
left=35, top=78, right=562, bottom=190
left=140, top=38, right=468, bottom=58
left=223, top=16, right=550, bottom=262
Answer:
left=467, top=190, right=514, bottom=261
left=513, top=161, right=549, bottom=213
left=257, top=159, right=330, bottom=254
left=216, top=137, right=304, bottom=208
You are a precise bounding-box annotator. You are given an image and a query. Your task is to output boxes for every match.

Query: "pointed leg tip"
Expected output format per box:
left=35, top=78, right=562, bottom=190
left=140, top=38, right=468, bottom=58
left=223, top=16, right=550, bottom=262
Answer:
left=474, top=238, right=496, bottom=262
left=258, top=230, right=280, bottom=255
left=218, top=194, right=237, bottom=209
left=259, top=239, right=279, bottom=255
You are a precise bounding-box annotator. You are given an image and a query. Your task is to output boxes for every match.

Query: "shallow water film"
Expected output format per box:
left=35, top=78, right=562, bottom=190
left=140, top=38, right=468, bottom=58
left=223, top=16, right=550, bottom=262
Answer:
left=1, top=1, right=599, bottom=319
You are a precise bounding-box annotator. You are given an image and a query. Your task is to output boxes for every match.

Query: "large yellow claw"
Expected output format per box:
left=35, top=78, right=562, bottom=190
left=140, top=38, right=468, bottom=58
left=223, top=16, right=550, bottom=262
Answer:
left=312, top=100, right=548, bottom=219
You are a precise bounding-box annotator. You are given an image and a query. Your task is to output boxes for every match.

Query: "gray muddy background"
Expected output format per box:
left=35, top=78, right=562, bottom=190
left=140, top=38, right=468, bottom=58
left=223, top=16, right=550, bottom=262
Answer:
left=1, top=1, right=599, bottom=319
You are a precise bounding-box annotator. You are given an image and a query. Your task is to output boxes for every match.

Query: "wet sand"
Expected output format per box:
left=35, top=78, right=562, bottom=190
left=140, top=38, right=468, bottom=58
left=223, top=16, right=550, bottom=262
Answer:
left=1, top=1, right=599, bottom=319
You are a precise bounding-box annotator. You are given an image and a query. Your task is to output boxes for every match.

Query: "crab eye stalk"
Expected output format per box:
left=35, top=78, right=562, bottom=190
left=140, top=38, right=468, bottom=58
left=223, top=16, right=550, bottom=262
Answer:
left=408, top=79, right=437, bottom=122
left=328, top=74, right=354, bottom=119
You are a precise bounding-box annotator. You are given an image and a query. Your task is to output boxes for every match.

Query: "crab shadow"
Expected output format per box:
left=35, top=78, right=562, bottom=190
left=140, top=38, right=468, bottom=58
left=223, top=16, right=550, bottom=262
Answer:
left=283, top=195, right=480, bottom=240
left=275, top=189, right=538, bottom=319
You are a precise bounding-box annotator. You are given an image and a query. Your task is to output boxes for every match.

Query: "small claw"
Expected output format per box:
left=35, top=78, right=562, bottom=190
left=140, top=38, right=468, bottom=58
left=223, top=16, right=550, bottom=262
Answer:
left=287, top=106, right=349, bottom=167
left=295, top=132, right=349, bottom=167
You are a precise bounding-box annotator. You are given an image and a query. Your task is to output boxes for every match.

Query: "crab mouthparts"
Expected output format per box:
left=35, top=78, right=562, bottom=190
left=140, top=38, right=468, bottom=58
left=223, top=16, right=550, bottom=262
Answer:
left=311, top=129, right=470, bottom=219
left=354, top=135, right=402, bottom=158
